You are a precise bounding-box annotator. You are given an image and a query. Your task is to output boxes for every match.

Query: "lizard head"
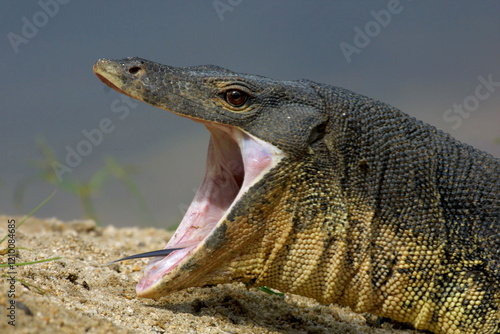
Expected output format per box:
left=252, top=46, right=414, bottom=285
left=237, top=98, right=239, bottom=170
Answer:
left=93, top=58, right=330, bottom=299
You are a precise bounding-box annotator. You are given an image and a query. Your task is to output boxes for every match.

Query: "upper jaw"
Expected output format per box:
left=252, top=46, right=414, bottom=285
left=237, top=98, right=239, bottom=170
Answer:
left=136, top=119, right=284, bottom=298
left=94, top=58, right=222, bottom=123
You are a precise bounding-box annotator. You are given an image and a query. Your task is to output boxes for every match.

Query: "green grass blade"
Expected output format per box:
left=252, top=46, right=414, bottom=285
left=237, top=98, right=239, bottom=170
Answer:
left=1, top=274, right=46, bottom=294
left=0, top=190, right=56, bottom=245
left=258, top=286, right=285, bottom=296
left=0, top=256, right=63, bottom=267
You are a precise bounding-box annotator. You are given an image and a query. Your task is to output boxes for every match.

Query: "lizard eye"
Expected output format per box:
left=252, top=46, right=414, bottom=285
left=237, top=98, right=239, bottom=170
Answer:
left=225, top=89, right=248, bottom=107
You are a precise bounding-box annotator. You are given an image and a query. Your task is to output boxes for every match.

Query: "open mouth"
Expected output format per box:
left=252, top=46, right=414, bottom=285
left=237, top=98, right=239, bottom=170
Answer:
left=135, top=123, right=283, bottom=295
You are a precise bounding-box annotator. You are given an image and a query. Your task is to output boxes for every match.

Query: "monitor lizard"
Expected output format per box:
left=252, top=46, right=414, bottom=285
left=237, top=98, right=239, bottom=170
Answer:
left=93, top=57, right=499, bottom=334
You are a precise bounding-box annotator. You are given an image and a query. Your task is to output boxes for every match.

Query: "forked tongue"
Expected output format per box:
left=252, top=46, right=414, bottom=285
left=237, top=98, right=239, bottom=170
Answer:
left=105, top=247, right=185, bottom=266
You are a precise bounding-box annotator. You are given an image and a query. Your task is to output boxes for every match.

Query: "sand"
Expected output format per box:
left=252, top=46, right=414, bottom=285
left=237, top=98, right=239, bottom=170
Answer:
left=0, top=215, right=418, bottom=334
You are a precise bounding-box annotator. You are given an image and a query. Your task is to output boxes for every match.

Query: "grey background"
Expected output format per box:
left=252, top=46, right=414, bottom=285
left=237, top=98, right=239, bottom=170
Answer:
left=1, top=1, right=499, bottom=228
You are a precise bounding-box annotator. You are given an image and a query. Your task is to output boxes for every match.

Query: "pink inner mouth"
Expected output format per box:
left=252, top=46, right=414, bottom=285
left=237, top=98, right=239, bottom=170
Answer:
left=136, top=125, right=282, bottom=294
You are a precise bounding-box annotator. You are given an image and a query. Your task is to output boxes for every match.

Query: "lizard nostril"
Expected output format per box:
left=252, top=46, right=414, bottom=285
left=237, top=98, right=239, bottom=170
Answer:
left=128, top=66, right=142, bottom=74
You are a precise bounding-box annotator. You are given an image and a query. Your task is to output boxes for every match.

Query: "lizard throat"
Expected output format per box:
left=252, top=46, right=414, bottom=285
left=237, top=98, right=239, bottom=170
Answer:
left=136, top=124, right=283, bottom=295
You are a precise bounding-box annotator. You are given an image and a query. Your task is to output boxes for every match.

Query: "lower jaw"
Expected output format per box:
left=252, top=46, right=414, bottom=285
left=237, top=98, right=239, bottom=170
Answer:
left=136, top=246, right=195, bottom=293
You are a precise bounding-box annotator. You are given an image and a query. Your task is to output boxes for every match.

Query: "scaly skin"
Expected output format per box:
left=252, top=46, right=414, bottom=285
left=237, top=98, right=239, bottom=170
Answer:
left=94, top=58, right=500, bottom=334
